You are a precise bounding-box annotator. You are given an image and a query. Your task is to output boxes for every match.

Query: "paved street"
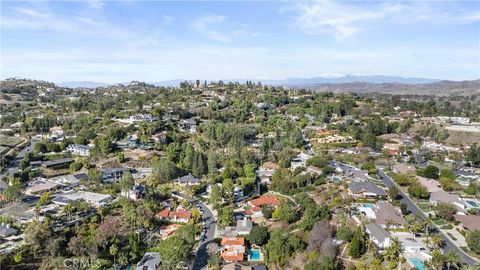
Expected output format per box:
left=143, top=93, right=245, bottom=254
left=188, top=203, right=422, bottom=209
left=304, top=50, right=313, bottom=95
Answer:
left=377, top=170, right=478, bottom=266
left=174, top=192, right=216, bottom=270
left=1, top=137, right=39, bottom=180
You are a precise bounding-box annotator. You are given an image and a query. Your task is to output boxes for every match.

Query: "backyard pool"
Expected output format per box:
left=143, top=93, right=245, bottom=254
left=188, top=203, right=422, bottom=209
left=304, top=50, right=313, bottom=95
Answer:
left=249, top=249, right=263, bottom=261
left=409, top=258, right=427, bottom=270
left=363, top=203, right=374, bottom=208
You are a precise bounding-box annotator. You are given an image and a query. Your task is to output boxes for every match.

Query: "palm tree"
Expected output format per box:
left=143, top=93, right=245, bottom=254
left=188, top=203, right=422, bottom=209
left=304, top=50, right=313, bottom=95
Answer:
left=431, top=234, right=444, bottom=250
left=444, top=251, right=459, bottom=270
left=410, top=221, right=422, bottom=238
left=385, top=237, right=403, bottom=264
left=423, top=236, right=432, bottom=250
left=428, top=250, right=445, bottom=270
left=109, top=244, right=118, bottom=265
left=63, top=202, right=74, bottom=222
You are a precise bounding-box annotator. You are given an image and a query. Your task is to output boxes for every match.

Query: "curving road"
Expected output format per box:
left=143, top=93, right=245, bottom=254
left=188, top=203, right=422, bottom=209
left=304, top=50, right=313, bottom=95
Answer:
left=174, top=192, right=216, bottom=270
left=377, top=170, right=478, bottom=266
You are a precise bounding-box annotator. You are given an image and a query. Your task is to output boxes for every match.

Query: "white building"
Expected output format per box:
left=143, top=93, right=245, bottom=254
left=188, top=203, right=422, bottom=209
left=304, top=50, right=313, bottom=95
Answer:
left=66, top=144, right=90, bottom=156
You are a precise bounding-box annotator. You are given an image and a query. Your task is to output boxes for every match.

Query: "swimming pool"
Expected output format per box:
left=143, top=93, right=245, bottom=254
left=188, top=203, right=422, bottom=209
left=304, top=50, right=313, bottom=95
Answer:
left=409, top=258, right=427, bottom=270
left=249, top=249, right=262, bottom=261
left=363, top=203, right=374, bottom=208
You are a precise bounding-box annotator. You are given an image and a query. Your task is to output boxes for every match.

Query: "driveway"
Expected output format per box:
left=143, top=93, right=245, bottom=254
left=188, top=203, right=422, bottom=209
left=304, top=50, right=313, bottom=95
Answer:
left=377, top=170, right=478, bottom=266
left=174, top=192, right=216, bottom=270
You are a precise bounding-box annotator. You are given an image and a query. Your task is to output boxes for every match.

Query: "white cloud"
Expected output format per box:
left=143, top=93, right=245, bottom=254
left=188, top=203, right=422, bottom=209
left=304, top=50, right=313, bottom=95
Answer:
left=87, top=0, right=105, bottom=10
left=290, top=0, right=479, bottom=41
left=192, top=14, right=249, bottom=42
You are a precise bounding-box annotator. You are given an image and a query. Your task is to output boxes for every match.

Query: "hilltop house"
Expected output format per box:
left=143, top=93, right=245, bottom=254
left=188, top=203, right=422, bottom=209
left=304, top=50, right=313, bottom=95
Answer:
left=101, top=168, right=129, bottom=183
left=348, top=182, right=387, bottom=199
left=178, top=119, right=197, bottom=133
left=365, top=223, right=391, bottom=249
left=136, top=252, right=161, bottom=270
left=221, top=237, right=246, bottom=262
left=66, top=144, right=90, bottom=156
left=156, top=209, right=192, bottom=223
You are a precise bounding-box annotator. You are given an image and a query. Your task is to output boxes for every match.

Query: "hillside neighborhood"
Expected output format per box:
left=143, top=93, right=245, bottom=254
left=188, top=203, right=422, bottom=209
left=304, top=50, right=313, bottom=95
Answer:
left=1, top=78, right=480, bottom=270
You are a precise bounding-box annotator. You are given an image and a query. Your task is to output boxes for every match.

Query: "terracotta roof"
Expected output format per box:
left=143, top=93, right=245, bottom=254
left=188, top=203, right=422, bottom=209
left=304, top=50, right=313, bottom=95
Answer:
left=156, top=209, right=192, bottom=220
left=454, top=215, right=480, bottom=231
left=221, top=237, right=245, bottom=246
left=221, top=248, right=244, bottom=262
left=248, top=196, right=280, bottom=207
left=244, top=206, right=261, bottom=216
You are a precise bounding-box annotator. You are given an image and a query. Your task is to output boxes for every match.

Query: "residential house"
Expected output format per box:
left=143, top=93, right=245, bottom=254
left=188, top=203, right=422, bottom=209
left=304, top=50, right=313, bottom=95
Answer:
left=248, top=195, right=280, bottom=208
left=454, top=169, right=479, bottom=187
left=25, top=179, right=61, bottom=195
left=290, top=152, right=313, bottom=170
left=52, top=191, right=112, bottom=207
left=257, top=162, right=278, bottom=185
left=454, top=215, right=480, bottom=232
left=373, top=201, right=407, bottom=228
left=66, top=144, right=90, bottom=156
left=42, top=158, right=74, bottom=169
left=429, top=190, right=466, bottom=212
left=121, top=185, right=145, bottom=200
left=236, top=218, right=253, bottom=235
left=365, top=223, right=391, bottom=249
left=156, top=209, right=192, bottom=223
left=222, top=263, right=251, bottom=270
left=392, top=163, right=416, bottom=175
left=136, top=252, right=161, bottom=270
left=416, top=176, right=442, bottom=193
left=348, top=182, right=387, bottom=198
left=178, top=119, right=197, bottom=133
left=175, top=174, right=200, bottom=186
left=101, top=168, right=129, bottom=183
left=0, top=224, right=18, bottom=238
left=30, top=160, right=42, bottom=170
left=221, top=237, right=246, bottom=262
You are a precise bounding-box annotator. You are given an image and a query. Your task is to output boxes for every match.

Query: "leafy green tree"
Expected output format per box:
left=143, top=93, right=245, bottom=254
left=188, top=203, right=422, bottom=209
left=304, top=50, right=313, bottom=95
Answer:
left=408, top=181, right=430, bottom=199
left=69, top=161, right=83, bottom=172
left=262, top=205, right=273, bottom=219
left=265, top=229, right=305, bottom=267
left=119, top=171, right=134, bottom=193
left=466, top=143, right=480, bottom=167
left=207, top=149, right=218, bottom=176
left=304, top=256, right=337, bottom=270
left=419, top=165, right=440, bottom=179
left=218, top=205, right=233, bottom=226
left=336, top=225, right=354, bottom=242
left=467, top=230, right=480, bottom=254
left=2, top=179, right=22, bottom=202
left=247, top=225, right=269, bottom=246
left=209, top=185, right=222, bottom=209
left=434, top=202, right=457, bottom=221
left=97, top=136, right=114, bottom=155
left=348, top=228, right=366, bottom=258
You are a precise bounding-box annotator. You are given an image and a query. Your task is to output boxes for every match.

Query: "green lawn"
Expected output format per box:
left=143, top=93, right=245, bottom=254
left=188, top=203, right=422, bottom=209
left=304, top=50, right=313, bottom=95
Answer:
left=417, top=202, right=432, bottom=212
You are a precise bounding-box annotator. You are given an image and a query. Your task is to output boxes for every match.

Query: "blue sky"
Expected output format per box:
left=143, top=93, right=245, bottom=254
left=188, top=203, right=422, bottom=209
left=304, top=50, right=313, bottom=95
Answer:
left=1, top=0, right=479, bottom=83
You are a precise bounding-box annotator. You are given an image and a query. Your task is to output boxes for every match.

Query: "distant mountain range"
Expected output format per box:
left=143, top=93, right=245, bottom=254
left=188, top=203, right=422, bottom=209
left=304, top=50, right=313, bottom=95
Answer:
left=54, top=75, right=480, bottom=95
left=59, top=75, right=442, bottom=88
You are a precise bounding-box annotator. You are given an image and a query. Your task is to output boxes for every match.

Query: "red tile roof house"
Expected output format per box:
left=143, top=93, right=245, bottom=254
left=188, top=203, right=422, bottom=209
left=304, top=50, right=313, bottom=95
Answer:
left=156, top=209, right=192, bottom=223
left=247, top=195, right=280, bottom=208
left=221, top=237, right=246, bottom=262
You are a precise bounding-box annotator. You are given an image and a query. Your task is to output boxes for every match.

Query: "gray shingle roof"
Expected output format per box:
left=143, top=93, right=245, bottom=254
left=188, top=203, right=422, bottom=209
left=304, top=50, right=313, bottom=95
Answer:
left=349, top=181, right=386, bottom=196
